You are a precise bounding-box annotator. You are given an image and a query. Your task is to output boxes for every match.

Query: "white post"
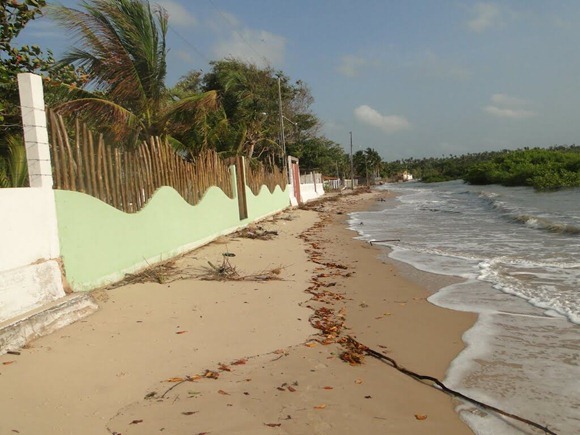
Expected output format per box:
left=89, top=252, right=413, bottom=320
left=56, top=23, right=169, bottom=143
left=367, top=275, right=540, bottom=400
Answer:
left=17, top=73, right=53, bottom=188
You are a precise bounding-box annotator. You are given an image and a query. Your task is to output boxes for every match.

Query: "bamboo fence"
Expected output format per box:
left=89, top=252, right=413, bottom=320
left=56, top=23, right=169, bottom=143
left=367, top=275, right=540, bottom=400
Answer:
left=48, top=112, right=234, bottom=213
left=245, top=160, right=287, bottom=196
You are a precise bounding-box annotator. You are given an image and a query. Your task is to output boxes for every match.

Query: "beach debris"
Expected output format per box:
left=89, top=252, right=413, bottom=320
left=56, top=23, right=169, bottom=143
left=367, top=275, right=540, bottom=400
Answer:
left=314, top=404, right=327, bottom=410
left=231, top=358, right=248, bottom=365
left=203, top=370, right=220, bottom=379
left=218, top=363, right=231, bottom=372
left=310, top=306, right=345, bottom=344
left=323, top=386, right=334, bottom=390
left=237, top=225, right=279, bottom=240
left=176, top=330, right=188, bottom=335
left=217, top=390, right=230, bottom=395
left=160, top=375, right=200, bottom=398
left=6, top=351, right=21, bottom=356
left=165, top=377, right=187, bottom=383
left=264, top=423, right=282, bottom=427
left=129, top=419, right=143, bottom=425
left=415, top=414, right=428, bottom=421
left=182, top=411, right=198, bottom=416
left=345, top=336, right=558, bottom=435
left=354, top=379, right=363, bottom=384
left=197, top=252, right=285, bottom=282
left=2, top=361, right=15, bottom=365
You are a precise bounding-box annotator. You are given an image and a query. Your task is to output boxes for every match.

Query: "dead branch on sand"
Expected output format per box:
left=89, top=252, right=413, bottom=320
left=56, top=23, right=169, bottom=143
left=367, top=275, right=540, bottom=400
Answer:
left=236, top=225, right=279, bottom=240
left=196, top=252, right=285, bottom=282
left=344, top=336, right=558, bottom=435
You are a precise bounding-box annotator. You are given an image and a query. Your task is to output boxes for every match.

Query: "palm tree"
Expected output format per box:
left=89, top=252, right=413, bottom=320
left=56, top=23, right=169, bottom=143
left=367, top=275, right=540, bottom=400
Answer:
left=49, top=0, right=218, bottom=147
left=0, top=135, right=28, bottom=187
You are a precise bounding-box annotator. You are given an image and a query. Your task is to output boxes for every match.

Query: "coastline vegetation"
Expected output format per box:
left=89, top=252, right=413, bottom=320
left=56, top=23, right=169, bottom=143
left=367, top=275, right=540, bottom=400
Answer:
left=382, top=145, right=580, bottom=190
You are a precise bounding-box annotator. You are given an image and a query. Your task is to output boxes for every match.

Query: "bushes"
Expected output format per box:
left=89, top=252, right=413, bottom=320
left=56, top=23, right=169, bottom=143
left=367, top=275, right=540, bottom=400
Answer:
left=463, top=148, right=580, bottom=190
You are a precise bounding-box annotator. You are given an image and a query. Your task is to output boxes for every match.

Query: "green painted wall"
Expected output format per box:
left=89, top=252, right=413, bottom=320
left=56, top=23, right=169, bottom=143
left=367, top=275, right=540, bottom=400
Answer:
left=55, top=182, right=290, bottom=292
left=246, top=185, right=291, bottom=222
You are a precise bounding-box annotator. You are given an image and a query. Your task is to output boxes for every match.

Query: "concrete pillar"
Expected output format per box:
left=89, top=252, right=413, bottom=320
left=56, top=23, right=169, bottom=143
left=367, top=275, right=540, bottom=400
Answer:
left=17, top=73, right=53, bottom=188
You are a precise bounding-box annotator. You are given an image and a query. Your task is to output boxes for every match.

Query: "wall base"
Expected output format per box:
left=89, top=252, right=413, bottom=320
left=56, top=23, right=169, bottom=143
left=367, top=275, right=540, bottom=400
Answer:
left=0, top=293, right=98, bottom=355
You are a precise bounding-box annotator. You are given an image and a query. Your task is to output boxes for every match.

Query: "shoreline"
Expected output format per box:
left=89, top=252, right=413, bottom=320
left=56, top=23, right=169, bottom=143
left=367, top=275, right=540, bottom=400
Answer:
left=0, top=190, right=476, bottom=434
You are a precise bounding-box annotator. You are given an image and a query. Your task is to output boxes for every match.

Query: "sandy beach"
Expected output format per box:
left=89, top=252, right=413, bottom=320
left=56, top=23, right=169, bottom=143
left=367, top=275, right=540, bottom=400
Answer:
left=0, top=190, right=476, bottom=434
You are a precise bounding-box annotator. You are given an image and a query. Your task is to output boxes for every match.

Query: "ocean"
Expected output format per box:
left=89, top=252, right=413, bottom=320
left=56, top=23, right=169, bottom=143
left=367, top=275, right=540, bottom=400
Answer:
left=349, top=180, right=580, bottom=435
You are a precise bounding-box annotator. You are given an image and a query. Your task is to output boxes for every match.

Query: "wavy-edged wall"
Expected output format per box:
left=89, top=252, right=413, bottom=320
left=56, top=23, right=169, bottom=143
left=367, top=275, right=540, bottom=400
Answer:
left=245, top=184, right=290, bottom=221
left=55, top=182, right=290, bottom=292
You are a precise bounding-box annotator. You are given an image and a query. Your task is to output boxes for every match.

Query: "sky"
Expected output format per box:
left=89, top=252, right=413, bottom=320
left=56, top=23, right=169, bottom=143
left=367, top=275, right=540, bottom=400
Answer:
left=16, top=0, right=580, bottom=160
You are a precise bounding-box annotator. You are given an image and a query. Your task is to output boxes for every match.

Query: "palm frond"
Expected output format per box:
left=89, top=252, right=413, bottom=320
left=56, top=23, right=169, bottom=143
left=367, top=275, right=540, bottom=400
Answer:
left=53, top=97, right=143, bottom=145
left=48, top=0, right=168, bottom=122
left=161, top=90, right=219, bottom=135
left=0, top=135, right=28, bottom=187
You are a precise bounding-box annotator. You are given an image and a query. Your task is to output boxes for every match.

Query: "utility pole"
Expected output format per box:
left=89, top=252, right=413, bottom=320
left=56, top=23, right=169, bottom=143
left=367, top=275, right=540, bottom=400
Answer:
left=349, top=131, right=354, bottom=189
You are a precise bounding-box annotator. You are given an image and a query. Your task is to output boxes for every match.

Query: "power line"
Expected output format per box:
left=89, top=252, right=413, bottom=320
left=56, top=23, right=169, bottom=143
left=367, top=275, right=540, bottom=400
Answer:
left=167, top=24, right=211, bottom=64
left=206, top=0, right=272, bottom=67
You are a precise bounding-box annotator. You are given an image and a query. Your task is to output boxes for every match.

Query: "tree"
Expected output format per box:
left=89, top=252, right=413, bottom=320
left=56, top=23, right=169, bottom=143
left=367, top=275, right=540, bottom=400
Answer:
left=49, top=0, right=218, bottom=146
left=200, top=59, right=321, bottom=166
left=364, top=147, right=382, bottom=180
left=1, top=0, right=87, bottom=186
left=201, top=59, right=281, bottom=159
left=287, top=136, right=347, bottom=176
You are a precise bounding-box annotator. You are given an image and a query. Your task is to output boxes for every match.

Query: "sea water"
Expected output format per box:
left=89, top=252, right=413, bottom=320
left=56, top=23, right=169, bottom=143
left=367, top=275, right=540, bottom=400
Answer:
left=349, top=180, right=580, bottom=434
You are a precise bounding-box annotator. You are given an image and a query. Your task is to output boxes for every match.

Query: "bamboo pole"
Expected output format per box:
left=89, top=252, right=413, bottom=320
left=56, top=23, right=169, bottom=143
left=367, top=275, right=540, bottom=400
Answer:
left=111, top=148, right=124, bottom=210
left=48, top=111, right=62, bottom=189
left=95, top=134, right=104, bottom=202
left=81, top=123, right=91, bottom=196
left=74, top=118, right=85, bottom=193
left=99, top=135, right=111, bottom=206
left=142, top=140, right=154, bottom=200
left=125, top=149, right=133, bottom=212
left=87, top=125, right=98, bottom=199
left=58, top=114, right=76, bottom=191
left=116, top=148, right=127, bottom=212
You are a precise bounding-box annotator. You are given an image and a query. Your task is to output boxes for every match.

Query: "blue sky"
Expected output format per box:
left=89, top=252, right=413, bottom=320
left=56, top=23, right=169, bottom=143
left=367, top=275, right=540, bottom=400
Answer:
left=17, top=1, right=580, bottom=160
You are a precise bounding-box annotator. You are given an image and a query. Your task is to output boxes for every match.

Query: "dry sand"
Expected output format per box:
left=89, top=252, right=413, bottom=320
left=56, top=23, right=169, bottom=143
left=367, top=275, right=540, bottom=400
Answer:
left=0, top=190, right=476, bottom=434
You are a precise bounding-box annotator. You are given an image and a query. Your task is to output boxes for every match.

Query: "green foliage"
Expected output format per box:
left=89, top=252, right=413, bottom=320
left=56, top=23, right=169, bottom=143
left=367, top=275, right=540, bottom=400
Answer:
left=0, top=134, right=28, bottom=187
left=286, top=136, right=348, bottom=176
left=0, top=0, right=88, bottom=145
left=382, top=146, right=580, bottom=190
left=48, top=0, right=218, bottom=147
left=464, top=146, right=580, bottom=190
left=195, top=58, right=322, bottom=166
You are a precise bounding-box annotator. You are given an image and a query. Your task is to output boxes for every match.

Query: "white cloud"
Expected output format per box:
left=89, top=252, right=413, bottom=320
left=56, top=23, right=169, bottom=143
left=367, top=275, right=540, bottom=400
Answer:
left=354, top=105, right=410, bottom=133
left=210, top=11, right=286, bottom=68
left=213, top=29, right=286, bottom=68
left=157, top=0, right=197, bottom=27
left=484, top=93, right=537, bottom=119
left=490, top=93, right=527, bottom=107
left=337, top=55, right=368, bottom=77
left=483, top=106, right=535, bottom=119
left=467, top=2, right=501, bottom=32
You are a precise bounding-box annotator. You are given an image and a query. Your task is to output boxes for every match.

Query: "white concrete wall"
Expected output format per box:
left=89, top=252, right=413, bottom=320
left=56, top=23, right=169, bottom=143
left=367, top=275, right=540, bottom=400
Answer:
left=0, top=188, right=60, bottom=272
left=0, top=188, right=65, bottom=323
left=299, top=182, right=325, bottom=203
